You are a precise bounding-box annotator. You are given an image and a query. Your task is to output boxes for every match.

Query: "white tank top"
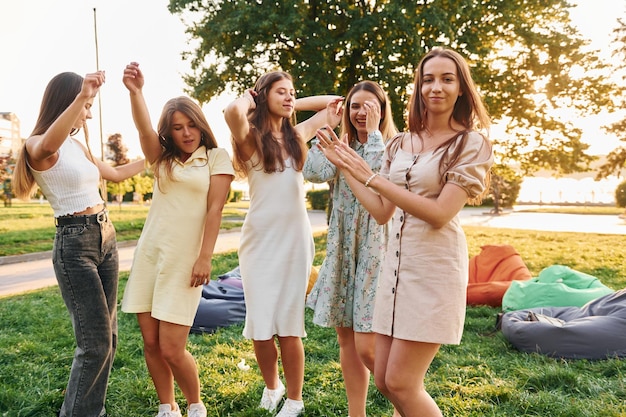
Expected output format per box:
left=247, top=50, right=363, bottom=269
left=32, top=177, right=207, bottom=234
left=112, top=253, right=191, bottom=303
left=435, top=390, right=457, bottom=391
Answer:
left=29, top=138, right=104, bottom=217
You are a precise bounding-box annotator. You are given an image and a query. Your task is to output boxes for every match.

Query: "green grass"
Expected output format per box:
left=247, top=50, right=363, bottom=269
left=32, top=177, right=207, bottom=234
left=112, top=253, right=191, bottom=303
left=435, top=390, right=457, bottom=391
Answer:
left=0, top=202, right=246, bottom=256
left=1, top=228, right=625, bottom=416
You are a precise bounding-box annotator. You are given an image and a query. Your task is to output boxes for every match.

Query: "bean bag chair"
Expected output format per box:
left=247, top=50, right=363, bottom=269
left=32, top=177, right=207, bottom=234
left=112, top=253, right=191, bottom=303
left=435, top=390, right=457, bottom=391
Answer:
left=500, top=289, right=626, bottom=359
left=501, top=265, right=614, bottom=312
left=191, top=280, right=246, bottom=334
left=467, top=245, right=532, bottom=307
left=217, top=265, right=243, bottom=289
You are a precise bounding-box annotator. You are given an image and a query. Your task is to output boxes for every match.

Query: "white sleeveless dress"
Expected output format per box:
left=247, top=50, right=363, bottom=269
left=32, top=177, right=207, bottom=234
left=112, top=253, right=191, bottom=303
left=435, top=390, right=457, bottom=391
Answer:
left=239, top=154, right=314, bottom=340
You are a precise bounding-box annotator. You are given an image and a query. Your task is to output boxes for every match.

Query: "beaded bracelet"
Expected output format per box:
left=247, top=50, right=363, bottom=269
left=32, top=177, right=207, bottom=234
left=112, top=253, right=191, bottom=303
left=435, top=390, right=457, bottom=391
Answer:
left=364, top=173, right=378, bottom=188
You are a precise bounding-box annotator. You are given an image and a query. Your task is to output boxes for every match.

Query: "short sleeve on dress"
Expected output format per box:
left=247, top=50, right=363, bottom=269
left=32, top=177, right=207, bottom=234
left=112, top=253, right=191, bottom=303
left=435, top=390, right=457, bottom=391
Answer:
left=380, top=133, right=405, bottom=178
left=208, top=148, right=236, bottom=177
left=444, top=131, right=493, bottom=199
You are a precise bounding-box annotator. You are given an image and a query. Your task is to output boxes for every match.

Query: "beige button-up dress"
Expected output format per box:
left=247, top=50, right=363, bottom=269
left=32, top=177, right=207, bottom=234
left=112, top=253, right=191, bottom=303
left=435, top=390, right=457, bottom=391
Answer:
left=373, top=132, right=493, bottom=344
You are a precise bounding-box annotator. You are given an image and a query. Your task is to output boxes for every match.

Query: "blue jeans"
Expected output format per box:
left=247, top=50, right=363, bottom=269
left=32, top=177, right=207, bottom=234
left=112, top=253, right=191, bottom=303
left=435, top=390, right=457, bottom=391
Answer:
left=53, top=215, right=118, bottom=417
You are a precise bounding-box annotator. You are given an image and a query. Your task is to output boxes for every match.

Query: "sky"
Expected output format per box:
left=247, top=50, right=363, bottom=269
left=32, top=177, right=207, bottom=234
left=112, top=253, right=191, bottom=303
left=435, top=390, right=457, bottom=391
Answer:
left=0, top=0, right=623, bottom=159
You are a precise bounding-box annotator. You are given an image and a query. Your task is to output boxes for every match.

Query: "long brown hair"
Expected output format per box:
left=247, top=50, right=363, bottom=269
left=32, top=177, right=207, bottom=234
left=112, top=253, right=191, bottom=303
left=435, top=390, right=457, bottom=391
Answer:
left=406, top=47, right=492, bottom=204
left=12, top=72, right=88, bottom=200
left=231, top=71, right=305, bottom=178
left=154, top=96, right=218, bottom=189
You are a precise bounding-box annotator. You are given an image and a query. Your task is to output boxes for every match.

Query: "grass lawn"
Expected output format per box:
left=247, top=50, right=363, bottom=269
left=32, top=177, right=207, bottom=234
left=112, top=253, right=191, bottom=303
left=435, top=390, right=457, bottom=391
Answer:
left=0, top=202, right=247, bottom=256
left=1, top=226, right=625, bottom=416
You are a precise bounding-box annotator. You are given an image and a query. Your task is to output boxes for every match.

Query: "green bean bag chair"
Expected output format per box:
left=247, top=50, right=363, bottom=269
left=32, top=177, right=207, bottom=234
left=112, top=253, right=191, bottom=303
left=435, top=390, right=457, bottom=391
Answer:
left=501, top=265, right=614, bottom=312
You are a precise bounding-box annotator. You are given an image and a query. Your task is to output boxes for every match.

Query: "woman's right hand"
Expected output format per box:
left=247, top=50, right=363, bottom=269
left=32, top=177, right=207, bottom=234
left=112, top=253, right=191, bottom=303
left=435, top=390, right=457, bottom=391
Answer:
left=80, top=71, right=106, bottom=99
left=122, top=62, right=144, bottom=93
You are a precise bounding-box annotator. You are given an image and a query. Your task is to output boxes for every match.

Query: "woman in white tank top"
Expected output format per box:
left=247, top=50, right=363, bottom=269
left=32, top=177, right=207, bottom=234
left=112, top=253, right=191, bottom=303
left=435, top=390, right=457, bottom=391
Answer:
left=12, top=71, right=145, bottom=417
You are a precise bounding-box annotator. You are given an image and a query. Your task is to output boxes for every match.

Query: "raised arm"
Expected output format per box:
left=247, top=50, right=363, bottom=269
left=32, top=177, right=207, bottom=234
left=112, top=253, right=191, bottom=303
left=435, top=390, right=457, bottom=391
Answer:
left=122, top=62, right=161, bottom=164
left=223, top=90, right=256, bottom=160
left=294, top=95, right=343, bottom=143
left=27, top=71, right=105, bottom=171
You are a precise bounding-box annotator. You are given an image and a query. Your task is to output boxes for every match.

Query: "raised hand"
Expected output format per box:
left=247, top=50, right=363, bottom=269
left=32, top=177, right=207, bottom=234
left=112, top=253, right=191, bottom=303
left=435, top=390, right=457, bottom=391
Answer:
left=364, top=99, right=381, bottom=134
left=326, top=97, right=344, bottom=128
left=122, top=61, right=144, bottom=93
left=80, top=71, right=106, bottom=99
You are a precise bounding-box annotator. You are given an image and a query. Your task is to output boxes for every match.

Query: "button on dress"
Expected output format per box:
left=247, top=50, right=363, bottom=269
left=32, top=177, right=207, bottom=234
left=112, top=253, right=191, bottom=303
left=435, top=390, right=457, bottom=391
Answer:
left=373, top=132, right=493, bottom=344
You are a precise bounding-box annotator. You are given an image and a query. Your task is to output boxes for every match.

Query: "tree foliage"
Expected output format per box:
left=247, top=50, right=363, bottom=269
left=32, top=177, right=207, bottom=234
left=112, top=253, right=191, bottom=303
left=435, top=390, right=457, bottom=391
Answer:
left=105, top=133, right=133, bottom=207
left=615, top=180, right=626, bottom=208
left=597, top=18, right=626, bottom=180
left=106, top=133, right=130, bottom=166
left=168, top=0, right=619, bottom=175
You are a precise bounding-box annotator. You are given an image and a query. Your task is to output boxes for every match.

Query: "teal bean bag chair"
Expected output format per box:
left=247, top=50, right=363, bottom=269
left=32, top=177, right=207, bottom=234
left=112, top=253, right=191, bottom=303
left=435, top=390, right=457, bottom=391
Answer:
left=501, top=265, right=614, bottom=312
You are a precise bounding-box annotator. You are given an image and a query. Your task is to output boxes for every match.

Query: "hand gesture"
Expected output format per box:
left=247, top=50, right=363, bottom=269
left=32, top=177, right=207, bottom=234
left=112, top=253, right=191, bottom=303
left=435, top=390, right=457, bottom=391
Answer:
left=243, top=89, right=257, bottom=110
left=316, top=125, right=346, bottom=167
left=326, top=97, right=344, bottom=128
left=363, top=99, right=381, bottom=134
left=80, top=71, right=106, bottom=100
left=334, top=139, right=376, bottom=184
left=122, top=62, right=144, bottom=94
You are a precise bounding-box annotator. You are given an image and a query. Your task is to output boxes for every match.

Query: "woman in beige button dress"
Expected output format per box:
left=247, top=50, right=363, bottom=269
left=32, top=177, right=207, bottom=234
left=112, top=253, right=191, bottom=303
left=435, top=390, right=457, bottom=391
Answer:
left=314, top=48, right=494, bottom=417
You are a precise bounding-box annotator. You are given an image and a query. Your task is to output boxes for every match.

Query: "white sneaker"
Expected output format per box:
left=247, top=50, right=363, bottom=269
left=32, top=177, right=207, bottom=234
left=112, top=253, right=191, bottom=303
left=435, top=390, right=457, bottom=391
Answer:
left=187, top=402, right=207, bottom=417
left=259, top=380, right=286, bottom=412
left=276, top=399, right=304, bottom=417
left=156, top=403, right=183, bottom=417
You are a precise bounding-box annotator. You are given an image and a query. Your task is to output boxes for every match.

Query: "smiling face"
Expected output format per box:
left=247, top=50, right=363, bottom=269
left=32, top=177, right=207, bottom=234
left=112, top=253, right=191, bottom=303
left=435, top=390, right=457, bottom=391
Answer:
left=348, top=89, right=380, bottom=139
left=170, top=110, right=201, bottom=160
left=266, top=78, right=296, bottom=119
left=421, top=56, right=462, bottom=117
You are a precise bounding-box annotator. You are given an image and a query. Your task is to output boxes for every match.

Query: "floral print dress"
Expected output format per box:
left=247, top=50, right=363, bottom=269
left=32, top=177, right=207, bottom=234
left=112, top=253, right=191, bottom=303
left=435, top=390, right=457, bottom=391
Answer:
left=304, top=131, right=389, bottom=332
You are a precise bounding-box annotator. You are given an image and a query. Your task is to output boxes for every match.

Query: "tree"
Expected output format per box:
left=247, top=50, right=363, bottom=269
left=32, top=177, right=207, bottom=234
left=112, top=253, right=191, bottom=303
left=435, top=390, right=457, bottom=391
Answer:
left=131, top=173, right=154, bottom=204
left=486, top=164, right=523, bottom=214
left=0, top=152, right=15, bottom=207
left=615, top=181, right=626, bottom=215
left=105, top=133, right=133, bottom=208
left=597, top=18, right=626, bottom=180
left=169, top=0, right=618, bottom=177
left=106, top=133, right=130, bottom=166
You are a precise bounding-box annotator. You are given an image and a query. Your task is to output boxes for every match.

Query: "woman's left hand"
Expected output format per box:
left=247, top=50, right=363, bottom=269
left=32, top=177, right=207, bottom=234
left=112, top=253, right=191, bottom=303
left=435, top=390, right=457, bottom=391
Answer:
left=333, top=140, right=375, bottom=184
left=190, top=258, right=212, bottom=287
left=326, top=97, right=344, bottom=128
left=316, top=126, right=346, bottom=167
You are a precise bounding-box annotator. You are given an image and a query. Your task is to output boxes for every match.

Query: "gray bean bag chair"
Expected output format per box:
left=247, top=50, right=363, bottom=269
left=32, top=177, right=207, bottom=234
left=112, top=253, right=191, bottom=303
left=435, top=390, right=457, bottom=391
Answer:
left=500, top=289, right=626, bottom=359
left=191, top=279, right=246, bottom=334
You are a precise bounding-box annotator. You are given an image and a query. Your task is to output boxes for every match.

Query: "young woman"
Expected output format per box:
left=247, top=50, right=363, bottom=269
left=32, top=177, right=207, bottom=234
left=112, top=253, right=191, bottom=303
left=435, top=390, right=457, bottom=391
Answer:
left=12, top=70, right=145, bottom=417
left=316, top=48, right=494, bottom=417
left=303, top=80, right=399, bottom=417
left=223, top=71, right=342, bottom=417
left=122, top=62, right=234, bottom=417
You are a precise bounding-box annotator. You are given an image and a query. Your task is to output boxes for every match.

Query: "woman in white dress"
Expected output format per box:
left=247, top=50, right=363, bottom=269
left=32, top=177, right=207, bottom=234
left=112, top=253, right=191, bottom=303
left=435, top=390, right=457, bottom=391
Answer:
left=224, top=71, right=342, bottom=417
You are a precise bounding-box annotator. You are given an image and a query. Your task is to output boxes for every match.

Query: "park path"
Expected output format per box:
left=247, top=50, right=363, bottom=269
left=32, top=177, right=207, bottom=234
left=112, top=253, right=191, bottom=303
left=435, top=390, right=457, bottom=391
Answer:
left=1, top=208, right=625, bottom=298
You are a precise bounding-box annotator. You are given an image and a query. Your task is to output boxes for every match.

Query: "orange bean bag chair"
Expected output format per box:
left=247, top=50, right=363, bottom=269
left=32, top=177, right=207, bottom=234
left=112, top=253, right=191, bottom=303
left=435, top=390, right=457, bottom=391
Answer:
left=467, top=245, right=533, bottom=307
